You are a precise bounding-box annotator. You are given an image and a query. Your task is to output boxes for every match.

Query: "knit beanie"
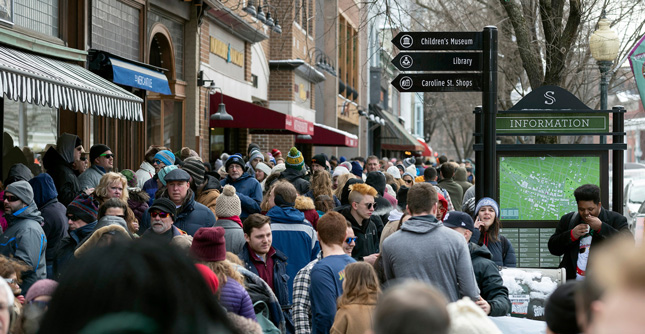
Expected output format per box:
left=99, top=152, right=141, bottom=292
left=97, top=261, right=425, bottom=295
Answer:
left=272, top=163, right=286, bottom=174
left=25, top=279, right=58, bottom=302
left=190, top=226, right=227, bottom=262
left=447, top=297, right=502, bottom=334
left=255, top=162, right=272, bottom=176
left=182, top=159, right=206, bottom=186
left=248, top=149, right=264, bottom=164
left=89, top=144, right=111, bottom=163
left=67, top=193, right=99, bottom=224
left=157, top=165, right=179, bottom=186
left=350, top=161, right=363, bottom=177
left=340, top=161, right=353, bottom=171
left=120, top=169, right=138, bottom=188
left=271, top=148, right=281, bottom=157
left=339, top=156, right=346, bottom=163
left=545, top=281, right=581, bottom=334
left=247, top=143, right=260, bottom=156
left=149, top=198, right=177, bottom=217
left=386, top=166, right=401, bottom=179
left=311, top=154, right=328, bottom=168
left=225, top=153, right=245, bottom=171
left=195, top=263, right=220, bottom=293
left=154, top=150, right=175, bottom=166
left=402, top=157, right=415, bottom=168
left=215, top=185, right=241, bottom=218
left=5, top=180, right=34, bottom=205
left=332, top=166, right=350, bottom=178
left=475, top=197, right=499, bottom=218
left=285, top=147, right=304, bottom=170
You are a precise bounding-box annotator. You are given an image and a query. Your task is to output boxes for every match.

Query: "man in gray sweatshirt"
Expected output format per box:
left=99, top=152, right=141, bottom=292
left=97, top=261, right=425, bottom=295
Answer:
left=381, top=182, right=479, bottom=302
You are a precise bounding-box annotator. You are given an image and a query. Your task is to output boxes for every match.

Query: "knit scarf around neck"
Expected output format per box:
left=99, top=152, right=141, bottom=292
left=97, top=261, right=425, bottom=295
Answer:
left=220, top=216, right=242, bottom=228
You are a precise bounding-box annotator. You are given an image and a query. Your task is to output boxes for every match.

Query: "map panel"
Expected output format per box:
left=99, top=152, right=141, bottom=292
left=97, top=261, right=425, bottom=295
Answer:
left=499, top=156, right=601, bottom=221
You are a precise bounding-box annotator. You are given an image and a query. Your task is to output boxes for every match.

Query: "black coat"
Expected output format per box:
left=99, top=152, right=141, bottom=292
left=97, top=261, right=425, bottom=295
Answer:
left=548, top=208, right=630, bottom=280
left=43, top=147, right=81, bottom=207
left=470, top=243, right=511, bottom=316
left=279, top=168, right=310, bottom=195
left=339, top=207, right=380, bottom=260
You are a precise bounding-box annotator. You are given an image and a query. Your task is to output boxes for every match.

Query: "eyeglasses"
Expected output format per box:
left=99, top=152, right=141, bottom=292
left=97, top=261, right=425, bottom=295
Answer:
left=346, top=237, right=357, bottom=244
left=150, top=212, right=170, bottom=218
left=404, top=179, right=413, bottom=184
left=364, top=202, right=376, bottom=210
left=154, top=159, right=163, bottom=165
left=67, top=214, right=81, bottom=221
left=2, top=195, right=19, bottom=202
left=100, top=153, right=114, bottom=159
left=4, top=278, right=16, bottom=284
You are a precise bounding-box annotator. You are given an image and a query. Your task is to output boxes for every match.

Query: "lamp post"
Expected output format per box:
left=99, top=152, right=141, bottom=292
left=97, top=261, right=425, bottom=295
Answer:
left=589, top=13, right=620, bottom=144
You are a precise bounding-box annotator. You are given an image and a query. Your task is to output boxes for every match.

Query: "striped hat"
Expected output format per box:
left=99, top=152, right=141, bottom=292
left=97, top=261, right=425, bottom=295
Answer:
left=154, top=150, right=175, bottom=166
left=67, top=193, right=99, bottom=224
left=285, top=147, right=304, bottom=170
left=182, top=159, right=206, bottom=186
left=158, top=165, right=179, bottom=186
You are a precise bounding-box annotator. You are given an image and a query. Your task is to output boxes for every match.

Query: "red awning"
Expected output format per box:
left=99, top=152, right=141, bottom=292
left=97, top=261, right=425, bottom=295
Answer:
left=417, top=139, right=432, bottom=156
left=209, top=93, right=314, bottom=135
left=295, top=123, right=358, bottom=147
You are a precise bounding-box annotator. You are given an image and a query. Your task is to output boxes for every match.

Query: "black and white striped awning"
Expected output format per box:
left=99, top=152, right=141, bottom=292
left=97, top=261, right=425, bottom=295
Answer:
left=0, top=45, right=143, bottom=121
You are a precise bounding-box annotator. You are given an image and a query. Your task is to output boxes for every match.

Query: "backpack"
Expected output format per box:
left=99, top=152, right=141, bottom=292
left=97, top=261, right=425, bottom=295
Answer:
left=254, top=301, right=281, bottom=334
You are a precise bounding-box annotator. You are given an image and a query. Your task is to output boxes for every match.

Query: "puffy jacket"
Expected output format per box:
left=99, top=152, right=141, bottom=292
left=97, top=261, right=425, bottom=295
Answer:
left=221, top=173, right=262, bottom=219
left=135, top=161, right=155, bottom=188
left=1, top=202, right=47, bottom=294
left=267, top=205, right=320, bottom=303
left=28, top=173, right=68, bottom=265
left=42, top=137, right=81, bottom=207
left=78, top=165, right=106, bottom=191
left=140, top=189, right=215, bottom=236
left=197, top=175, right=221, bottom=216
left=219, top=278, right=257, bottom=320
left=279, top=168, right=311, bottom=195
left=470, top=243, right=511, bottom=316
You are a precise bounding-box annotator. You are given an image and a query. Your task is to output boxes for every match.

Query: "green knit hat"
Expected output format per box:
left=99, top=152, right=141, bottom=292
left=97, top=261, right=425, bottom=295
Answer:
left=285, top=147, right=304, bottom=170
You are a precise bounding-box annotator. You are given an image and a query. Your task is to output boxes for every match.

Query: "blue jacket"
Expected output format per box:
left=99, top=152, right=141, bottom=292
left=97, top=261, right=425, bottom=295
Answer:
left=28, top=174, right=68, bottom=264
left=239, top=244, right=294, bottom=333
left=267, top=205, right=320, bottom=302
left=140, top=190, right=215, bottom=236
left=221, top=173, right=262, bottom=219
left=54, top=221, right=96, bottom=280
left=142, top=177, right=158, bottom=206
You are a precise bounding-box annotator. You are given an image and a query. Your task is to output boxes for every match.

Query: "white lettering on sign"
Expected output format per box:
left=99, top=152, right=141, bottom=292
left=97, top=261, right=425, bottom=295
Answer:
left=450, top=38, right=474, bottom=45
left=509, top=118, right=591, bottom=129
left=453, top=57, right=473, bottom=66
left=533, top=305, right=545, bottom=318
left=293, top=119, right=308, bottom=133
left=134, top=75, right=153, bottom=88
left=422, top=79, right=445, bottom=87
left=544, top=91, right=556, bottom=105
left=456, top=79, right=473, bottom=87
left=420, top=38, right=475, bottom=46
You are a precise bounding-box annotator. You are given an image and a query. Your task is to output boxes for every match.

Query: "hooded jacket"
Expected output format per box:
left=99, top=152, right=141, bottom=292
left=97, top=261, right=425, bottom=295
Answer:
left=339, top=206, right=379, bottom=260
left=140, top=189, right=216, bottom=236
left=296, top=195, right=319, bottom=230
left=454, top=167, right=473, bottom=194
left=0, top=197, right=47, bottom=294
left=127, top=188, right=150, bottom=224
left=78, top=164, right=106, bottom=191
left=438, top=176, right=463, bottom=211
left=74, top=216, right=132, bottom=257
left=220, top=172, right=262, bottom=219
left=5, top=163, right=33, bottom=185
left=267, top=205, right=320, bottom=303
left=197, top=174, right=221, bottom=217
left=135, top=161, right=155, bottom=188
left=335, top=178, right=384, bottom=239
left=43, top=133, right=81, bottom=207
left=54, top=220, right=96, bottom=279
left=28, top=174, right=68, bottom=264
left=381, top=215, right=480, bottom=302
left=279, top=168, right=311, bottom=195
left=469, top=243, right=512, bottom=316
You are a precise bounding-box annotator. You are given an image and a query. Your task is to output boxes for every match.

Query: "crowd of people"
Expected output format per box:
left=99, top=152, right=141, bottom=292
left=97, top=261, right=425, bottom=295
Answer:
left=0, top=133, right=637, bottom=334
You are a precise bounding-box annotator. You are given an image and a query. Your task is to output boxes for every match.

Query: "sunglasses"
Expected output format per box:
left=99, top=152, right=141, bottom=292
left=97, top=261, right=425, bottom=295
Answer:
left=364, top=202, right=376, bottom=210
left=404, top=179, right=413, bottom=184
left=346, top=237, right=357, bottom=244
left=154, top=159, right=163, bottom=165
left=79, top=156, right=87, bottom=161
left=27, top=300, right=49, bottom=308
left=67, top=214, right=81, bottom=221
left=3, top=195, right=19, bottom=202
left=150, top=211, right=170, bottom=218
left=100, top=153, right=115, bottom=159
left=4, top=278, right=16, bottom=284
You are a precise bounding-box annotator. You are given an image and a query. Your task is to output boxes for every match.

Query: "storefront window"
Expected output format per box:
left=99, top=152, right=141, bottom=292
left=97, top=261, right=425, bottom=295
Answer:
left=147, top=100, right=162, bottom=146
left=2, top=99, right=57, bottom=179
left=163, top=100, right=183, bottom=150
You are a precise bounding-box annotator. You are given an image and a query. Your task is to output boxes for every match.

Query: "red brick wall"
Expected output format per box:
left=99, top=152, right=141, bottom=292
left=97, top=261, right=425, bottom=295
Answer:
left=268, top=70, right=294, bottom=101
left=250, top=134, right=295, bottom=156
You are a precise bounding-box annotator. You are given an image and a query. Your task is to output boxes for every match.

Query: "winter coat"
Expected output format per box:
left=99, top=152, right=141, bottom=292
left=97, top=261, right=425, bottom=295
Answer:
left=78, top=165, right=106, bottom=191
left=235, top=264, right=285, bottom=331
left=140, top=189, right=216, bottom=236
left=197, top=175, right=221, bottom=217
left=214, top=218, right=245, bottom=255
left=74, top=220, right=132, bottom=257
left=339, top=207, right=380, bottom=260
left=267, top=205, right=320, bottom=303
left=279, top=168, right=311, bottom=195
left=549, top=209, right=630, bottom=280
left=454, top=167, right=473, bottom=194
left=330, top=301, right=377, bottom=334
left=142, top=177, right=158, bottom=206
left=219, top=278, right=257, bottom=320
left=381, top=215, right=480, bottom=302
left=0, top=191, right=6, bottom=232
left=296, top=196, right=320, bottom=230
left=437, top=177, right=463, bottom=211
left=54, top=221, right=96, bottom=280
left=0, top=203, right=47, bottom=294
left=127, top=188, right=150, bottom=224
left=365, top=172, right=393, bottom=232
left=221, top=173, right=262, bottom=219
left=469, top=243, right=511, bottom=316
left=470, top=230, right=517, bottom=268
left=135, top=161, right=155, bottom=188
left=42, top=144, right=81, bottom=207
left=28, top=174, right=68, bottom=265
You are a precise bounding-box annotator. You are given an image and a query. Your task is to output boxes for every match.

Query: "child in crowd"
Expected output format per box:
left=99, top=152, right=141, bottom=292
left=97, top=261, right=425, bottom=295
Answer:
left=330, top=262, right=380, bottom=334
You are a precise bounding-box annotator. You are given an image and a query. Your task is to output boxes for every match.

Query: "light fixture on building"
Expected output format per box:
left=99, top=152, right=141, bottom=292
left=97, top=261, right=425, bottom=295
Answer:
left=369, top=114, right=375, bottom=122
left=210, top=85, right=234, bottom=121
left=296, top=134, right=313, bottom=140
left=380, top=118, right=385, bottom=125
left=256, top=2, right=267, bottom=23
left=265, top=12, right=275, bottom=28
left=243, top=0, right=257, bottom=16
left=273, top=19, right=282, bottom=33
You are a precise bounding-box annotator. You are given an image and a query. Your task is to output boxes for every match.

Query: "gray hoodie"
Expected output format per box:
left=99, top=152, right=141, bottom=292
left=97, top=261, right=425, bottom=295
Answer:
left=381, top=215, right=480, bottom=302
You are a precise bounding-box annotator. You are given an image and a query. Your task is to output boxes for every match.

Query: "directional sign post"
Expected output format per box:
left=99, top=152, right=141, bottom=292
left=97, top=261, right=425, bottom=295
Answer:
left=392, top=52, right=483, bottom=72
left=392, top=32, right=483, bottom=51
left=391, top=73, right=483, bottom=92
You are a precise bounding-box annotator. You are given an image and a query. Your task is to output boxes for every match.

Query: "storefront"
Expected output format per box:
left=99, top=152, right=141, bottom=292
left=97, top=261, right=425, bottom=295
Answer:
left=371, top=104, right=422, bottom=158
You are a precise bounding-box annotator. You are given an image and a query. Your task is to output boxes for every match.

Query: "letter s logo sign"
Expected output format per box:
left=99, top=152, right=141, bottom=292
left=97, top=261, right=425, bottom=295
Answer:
left=544, top=91, right=556, bottom=105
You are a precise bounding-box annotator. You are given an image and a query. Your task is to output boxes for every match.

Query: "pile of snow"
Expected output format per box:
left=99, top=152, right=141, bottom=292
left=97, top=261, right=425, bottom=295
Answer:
left=501, top=269, right=558, bottom=300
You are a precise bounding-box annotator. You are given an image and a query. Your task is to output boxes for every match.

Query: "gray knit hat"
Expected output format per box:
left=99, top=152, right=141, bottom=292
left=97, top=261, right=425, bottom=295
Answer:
left=215, top=185, right=241, bottom=218
left=5, top=180, right=34, bottom=205
left=248, top=149, right=264, bottom=164
left=182, top=159, right=205, bottom=186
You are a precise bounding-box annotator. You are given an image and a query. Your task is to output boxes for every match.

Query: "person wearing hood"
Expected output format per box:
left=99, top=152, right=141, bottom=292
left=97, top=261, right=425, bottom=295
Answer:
left=73, top=215, right=133, bottom=258
left=365, top=171, right=393, bottom=232
left=454, top=167, right=473, bottom=194
left=381, top=183, right=480, bottom=303
left=437, top=162, right=463, bottom=211
left=54, top=193, right=99, bottom=279
left=140, top=169, right=215, bottom=236
left=135, top=145, right=163, bottom=188
left=78, top=144, right=113, bottom=191
left=266, top=181, right=320, bottom=304
left=443, top=211, right=511, bottom=316
left=220, top=154, right=262, bottom=219
left=4, top=163, right=33, bottom=186
left=0, top=181, right=47, bottom=294
left=245, top=149, right=265, bottom=177
left=28, top=173, right=68, bottom=279
left=42, top=133, right=83, bottom=207
left=278, top=147, right=311, bottom=195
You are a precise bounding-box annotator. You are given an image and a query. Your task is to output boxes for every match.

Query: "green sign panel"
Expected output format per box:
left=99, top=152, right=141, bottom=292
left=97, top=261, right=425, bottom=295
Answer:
left=496, top=114, right=608, bottom=134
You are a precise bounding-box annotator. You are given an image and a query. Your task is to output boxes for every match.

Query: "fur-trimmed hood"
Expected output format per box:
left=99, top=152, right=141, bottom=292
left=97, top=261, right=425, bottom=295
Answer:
left=74, top=224, right=132, bottom=257
left=295, top=195, right=315, bottom=211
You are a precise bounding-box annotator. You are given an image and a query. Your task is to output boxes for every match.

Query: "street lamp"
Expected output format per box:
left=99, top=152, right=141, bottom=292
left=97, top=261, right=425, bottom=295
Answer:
left=209, top=85, right=234, bottom=121
left=589, top=12, right=620, bottom=144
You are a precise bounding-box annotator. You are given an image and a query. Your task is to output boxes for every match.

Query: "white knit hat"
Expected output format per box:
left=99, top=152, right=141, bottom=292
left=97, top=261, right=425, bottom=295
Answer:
left=255, top=162, right=272, bottom=176
left=332, top=166, right=350, bottom=178
left=386, top=166, right=401, bottom=179
left=272, top=163, right=286, bottom=174
left=447, top=298, right=502, bottom=334
left=215, top=185, right=241, bottom=218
